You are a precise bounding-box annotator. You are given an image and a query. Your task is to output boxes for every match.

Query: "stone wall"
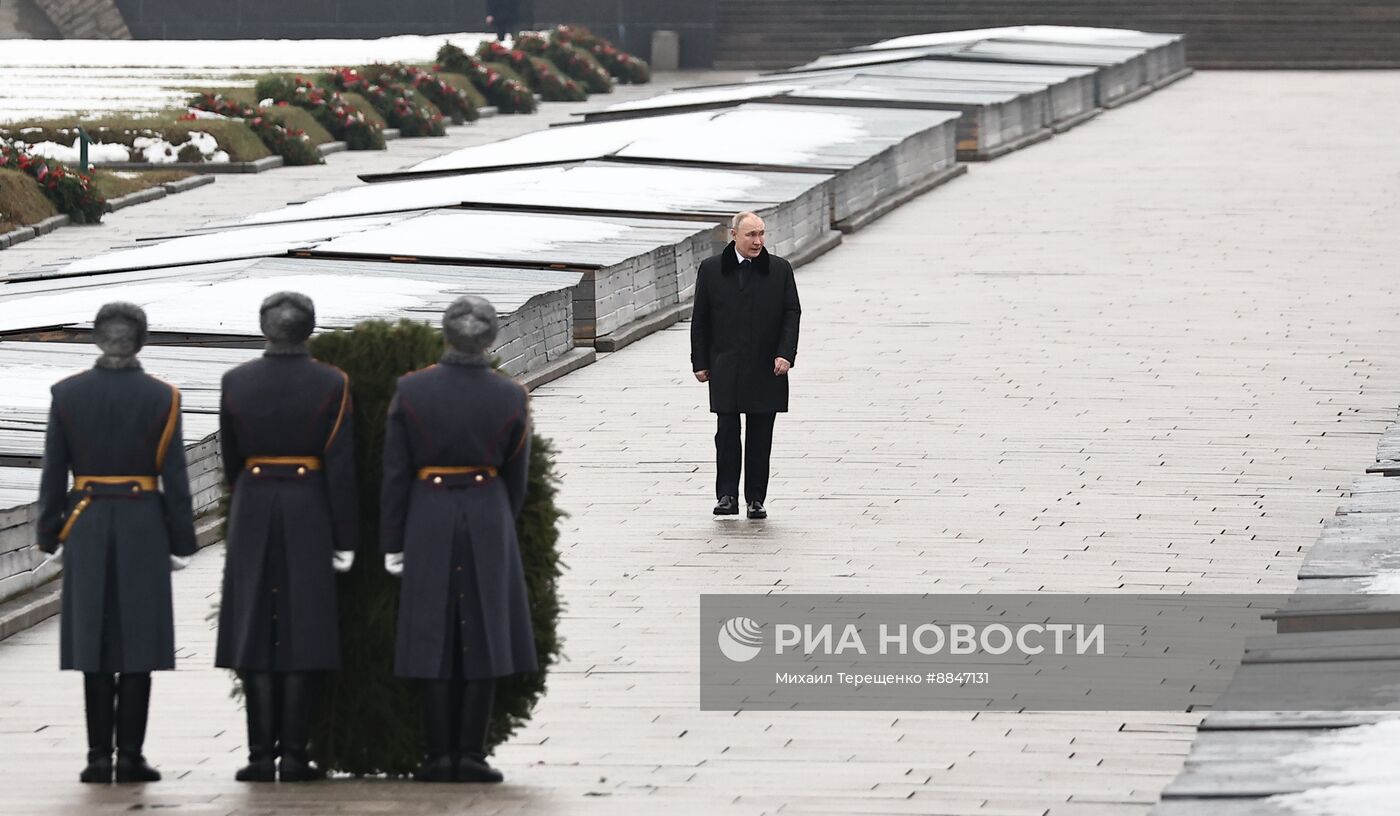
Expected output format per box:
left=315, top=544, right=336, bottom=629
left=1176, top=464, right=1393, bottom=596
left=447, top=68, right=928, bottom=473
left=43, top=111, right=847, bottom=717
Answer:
left=32, top=0, right=129, bottom=37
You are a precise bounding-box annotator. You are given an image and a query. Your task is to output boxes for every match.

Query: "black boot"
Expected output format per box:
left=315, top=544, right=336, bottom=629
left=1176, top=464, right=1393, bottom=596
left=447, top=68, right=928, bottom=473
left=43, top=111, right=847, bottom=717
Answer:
left=454, top=679, right=502, bottom=783
left=235, top=673, right=277, bottom=782
left=413, top=681, right=455, bottom=783
left=114, top=673, right=160, bottom=783
left=277, top=673, right=325, bottom=782
left=80, top=673, right=116, bottom=783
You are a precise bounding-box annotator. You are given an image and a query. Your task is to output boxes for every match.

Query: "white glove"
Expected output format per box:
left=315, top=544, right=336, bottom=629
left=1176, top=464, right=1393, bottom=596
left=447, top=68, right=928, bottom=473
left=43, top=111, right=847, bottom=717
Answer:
left=333, top=550, right=355, bottom=573
left=384, top=552, right=404, bottom=577
left=43, top=544, right=64, bottom=568
left=170, top=554, right=191, bottom=571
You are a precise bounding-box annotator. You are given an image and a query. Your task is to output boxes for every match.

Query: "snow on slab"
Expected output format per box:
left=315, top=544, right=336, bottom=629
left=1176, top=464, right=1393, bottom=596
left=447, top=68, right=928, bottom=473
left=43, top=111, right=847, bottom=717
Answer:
left=1279, top=720, right=1400, bottom=782
left=54, top=215, right=400, bottom=275
left=1268, top=784, right=1400, bottom=816
left=1257, top=722, right=1400, bottom=814
left=0, top=32, right=493, bottom=67
left=402, top=104, right=955, bottom=176
left=226, top=162, right=812, bottom=226
left=617, top=105, right=959, bottom=167
left=0, top=342, right=255, bottom=413
left=402, top=115, right=706, bottom=175
left=312, top=209, right=704, bottom=264
left=867, top=25, right=1174, bottom=52
left=0, top=32, right=490, bottom=123
left=589, top=83, right=805, bottom=115
left=956, top=40, right=1144, bottom=67
left=1359, top=573, right=1400, bottom=594
left=0, top=261, right=473, bottom=337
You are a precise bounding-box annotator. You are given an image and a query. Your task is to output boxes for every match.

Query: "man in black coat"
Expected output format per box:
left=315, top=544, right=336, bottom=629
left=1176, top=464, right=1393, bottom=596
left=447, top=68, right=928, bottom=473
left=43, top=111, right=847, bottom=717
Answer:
left=485, top=0, right=521, bottom=41
left=36, top=302, right=197, bottom=784
left=381, top=295, right=536, bottom=784
left=691, top=211, right=802, bottom=519
left=215, top=292, right=358, bottom=782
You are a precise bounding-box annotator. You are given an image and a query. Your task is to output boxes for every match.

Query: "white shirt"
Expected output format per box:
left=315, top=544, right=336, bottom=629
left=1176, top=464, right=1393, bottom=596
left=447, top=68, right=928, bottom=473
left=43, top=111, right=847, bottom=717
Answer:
left=734, top=247, right=754, bottom=265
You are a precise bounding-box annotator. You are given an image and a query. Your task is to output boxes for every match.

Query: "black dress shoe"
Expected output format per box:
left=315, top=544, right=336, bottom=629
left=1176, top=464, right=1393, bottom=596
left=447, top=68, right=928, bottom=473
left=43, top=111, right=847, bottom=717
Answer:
left=455, top=752, right=504, bottom=784
left=80, top=752, right=113, bottom=784
left=278, top=752, right=327, bottom=782
left=713, top=496, right=739, bottom=515
left=114, top=753, right=161, bottom=783
left=413, top=754, right=455, bottom=783
left=235, top=756, right=276, bottom=782
left=747, top=501, right=767, bottom=519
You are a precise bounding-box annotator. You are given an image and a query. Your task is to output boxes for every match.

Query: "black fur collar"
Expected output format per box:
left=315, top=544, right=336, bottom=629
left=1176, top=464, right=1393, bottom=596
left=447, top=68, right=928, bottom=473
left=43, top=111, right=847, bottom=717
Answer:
left=720, top=241, right=771, bottom=275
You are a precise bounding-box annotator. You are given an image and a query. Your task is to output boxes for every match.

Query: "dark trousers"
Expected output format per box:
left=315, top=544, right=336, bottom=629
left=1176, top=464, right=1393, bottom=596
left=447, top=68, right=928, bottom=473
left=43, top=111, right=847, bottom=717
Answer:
left=424, top=613, right=495, bottom=759
left=715, top=413, right=776, bottom=504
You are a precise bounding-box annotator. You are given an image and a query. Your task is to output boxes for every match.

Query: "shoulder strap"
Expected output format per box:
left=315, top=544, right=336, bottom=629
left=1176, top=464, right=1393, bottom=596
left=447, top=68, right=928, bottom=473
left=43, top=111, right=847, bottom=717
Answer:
left=325, top=367, right=351, bottom=452
left=156, top=383, right=181, bottom=468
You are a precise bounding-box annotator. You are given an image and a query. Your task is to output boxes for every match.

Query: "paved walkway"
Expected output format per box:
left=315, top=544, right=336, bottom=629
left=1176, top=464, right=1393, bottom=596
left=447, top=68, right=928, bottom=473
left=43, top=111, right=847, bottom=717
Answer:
left=3, top=70, right=1400, bottom=815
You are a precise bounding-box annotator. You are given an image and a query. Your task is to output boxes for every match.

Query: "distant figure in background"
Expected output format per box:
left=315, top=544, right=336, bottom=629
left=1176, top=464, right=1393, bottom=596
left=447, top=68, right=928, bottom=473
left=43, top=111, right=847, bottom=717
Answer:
left=485, top=0, right=522, bottom=41
left=690, top=211, right=802, bottom=520
left=36, top=302, right=197, bottom=785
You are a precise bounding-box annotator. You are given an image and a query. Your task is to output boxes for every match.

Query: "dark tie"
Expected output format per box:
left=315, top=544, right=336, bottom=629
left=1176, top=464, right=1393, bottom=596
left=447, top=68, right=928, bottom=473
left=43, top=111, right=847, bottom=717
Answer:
left=739, top=259, right=751, bottom=289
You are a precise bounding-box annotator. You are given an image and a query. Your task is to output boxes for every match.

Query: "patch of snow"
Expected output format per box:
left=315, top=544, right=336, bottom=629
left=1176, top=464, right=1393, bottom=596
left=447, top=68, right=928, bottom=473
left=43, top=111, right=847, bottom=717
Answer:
left=130, top=130, right=227, bottom=164
left=1275, top=720, right=1400, bottom=784
left=132, top=136, right=179, bottom=163
left=183, top=108, right=228, bottom=120
left=1267, top=783, right=1400, bottom=816
left=1359, top=573, right=1400, bottom=594
left=0, top=32, right=493, bottom=68
left=24, top=139, right=130, bottom=163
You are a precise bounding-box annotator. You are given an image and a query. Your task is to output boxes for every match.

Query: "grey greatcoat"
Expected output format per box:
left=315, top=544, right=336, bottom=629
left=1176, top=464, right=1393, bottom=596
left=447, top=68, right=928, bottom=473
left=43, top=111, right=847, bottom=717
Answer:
left=690, top=243, right=802, bottom=414
left=380, top=357, right=537, bottom=680
left=36, top=366, right=198, bottom=673
left=215, top=354, right=358, bottom=672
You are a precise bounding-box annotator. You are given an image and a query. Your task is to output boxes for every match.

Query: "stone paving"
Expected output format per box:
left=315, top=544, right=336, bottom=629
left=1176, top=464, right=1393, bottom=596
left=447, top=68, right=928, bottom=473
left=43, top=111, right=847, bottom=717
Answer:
left=3, top=70, right=1400, bottom=815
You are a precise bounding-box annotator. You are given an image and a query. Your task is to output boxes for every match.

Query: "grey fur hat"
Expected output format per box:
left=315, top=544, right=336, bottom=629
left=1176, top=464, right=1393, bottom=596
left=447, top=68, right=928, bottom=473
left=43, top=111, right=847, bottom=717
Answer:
left=92, top=302, right=148, bottom=357
left=442, top=295, right=499, bottom=355
left=258, top=291, right=316, bottom=344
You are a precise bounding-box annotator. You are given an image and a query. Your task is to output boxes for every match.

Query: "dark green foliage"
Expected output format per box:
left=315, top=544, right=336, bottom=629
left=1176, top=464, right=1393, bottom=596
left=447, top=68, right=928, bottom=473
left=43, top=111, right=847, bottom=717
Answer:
left=301, top=319, right=564, bottom=775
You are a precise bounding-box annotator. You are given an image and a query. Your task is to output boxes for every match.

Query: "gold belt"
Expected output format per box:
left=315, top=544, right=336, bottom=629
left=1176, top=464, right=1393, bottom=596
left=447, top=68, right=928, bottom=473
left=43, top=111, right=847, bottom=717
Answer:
left=417, top=465, right=499, bottom=486
left=59, top=475, right=159, bottom=542
left=246, top=456, right=322, bottom=476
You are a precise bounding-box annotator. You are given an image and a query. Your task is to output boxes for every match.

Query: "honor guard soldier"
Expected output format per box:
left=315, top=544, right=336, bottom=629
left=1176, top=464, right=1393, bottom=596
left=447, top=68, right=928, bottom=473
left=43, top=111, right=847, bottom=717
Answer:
left=215, top=292, right=358, bottom=782
left=381, top=296, right=537, bottom=784
left=35, top=302, right=198, bottom=784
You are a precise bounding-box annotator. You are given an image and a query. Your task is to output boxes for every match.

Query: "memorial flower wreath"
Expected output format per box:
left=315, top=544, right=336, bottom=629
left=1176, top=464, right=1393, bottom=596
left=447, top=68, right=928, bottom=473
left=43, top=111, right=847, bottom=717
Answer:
left=435, top=43, right=538, bottom=114
left=476, top=40, right=587, bottom=102
left=0, top=140, right=105, bottom=223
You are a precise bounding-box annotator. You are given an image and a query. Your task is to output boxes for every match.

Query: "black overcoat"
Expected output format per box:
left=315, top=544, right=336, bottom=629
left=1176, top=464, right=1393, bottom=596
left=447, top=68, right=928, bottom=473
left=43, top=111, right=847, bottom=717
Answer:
left=36, top=365, right=197, bottom=673
left=690, top=243, right=802, bottom=414
left=380, top=357, right=537, bottom=680
left=215, top=354, right=358, bottom=672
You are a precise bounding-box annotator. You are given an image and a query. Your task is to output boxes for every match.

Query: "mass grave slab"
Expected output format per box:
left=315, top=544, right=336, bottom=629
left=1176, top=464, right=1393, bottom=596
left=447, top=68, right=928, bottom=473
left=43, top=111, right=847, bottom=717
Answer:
left=778, top=60, right=1100, bottom=133
left=858, top=26, right=1188, bottom=86
left=576, top=68, right=1054, bottom=159
left=14, top=208, right=716, bottom=347
left=0, top=256, right=580, bottom=376
left=210, top=161, right=838, bottom=284
left=365, top=103, right=962, bottom=226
